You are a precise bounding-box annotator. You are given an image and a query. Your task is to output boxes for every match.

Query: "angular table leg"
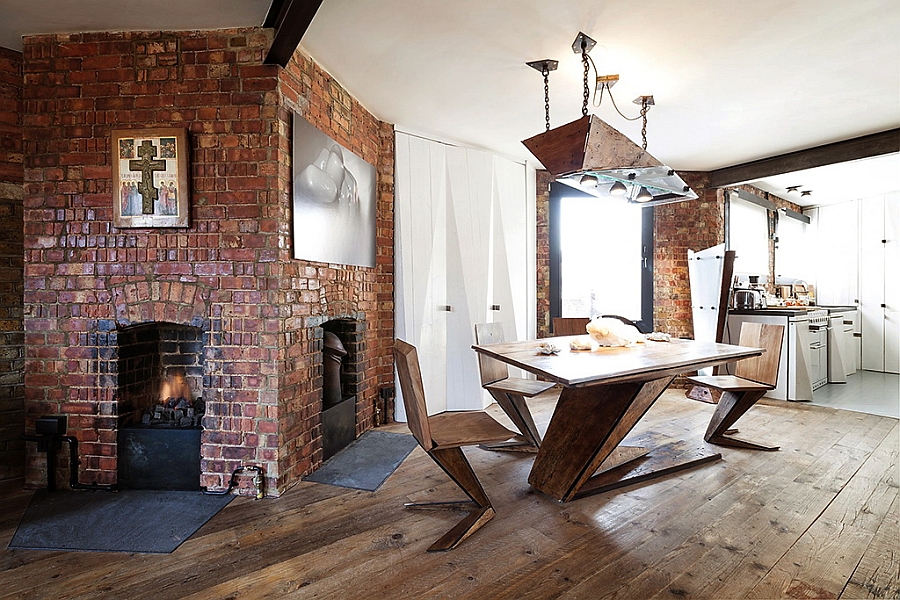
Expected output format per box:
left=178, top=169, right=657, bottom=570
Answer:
left=528, top=376, right=718, bottom=501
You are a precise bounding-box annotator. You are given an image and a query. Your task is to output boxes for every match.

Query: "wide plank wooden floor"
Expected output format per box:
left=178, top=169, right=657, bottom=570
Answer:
left=1, top=390, right=897, bottom=599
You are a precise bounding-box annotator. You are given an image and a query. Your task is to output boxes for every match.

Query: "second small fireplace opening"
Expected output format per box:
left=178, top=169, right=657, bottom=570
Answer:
left=320, top=318, right=361, bottom=460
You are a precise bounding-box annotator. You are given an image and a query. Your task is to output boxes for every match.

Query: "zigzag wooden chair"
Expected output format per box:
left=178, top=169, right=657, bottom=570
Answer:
left=686, top=322, right=785, bottom=451
left=393, top=339, right=517, bottom=551
left=474, top=322, right=556, bottom=452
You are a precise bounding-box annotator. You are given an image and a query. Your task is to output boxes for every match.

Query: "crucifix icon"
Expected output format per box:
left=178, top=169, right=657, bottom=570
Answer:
left=129, top=140, right=168, bottom=214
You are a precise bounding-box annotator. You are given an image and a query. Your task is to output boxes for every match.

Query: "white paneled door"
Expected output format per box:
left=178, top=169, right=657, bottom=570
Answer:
left=860, top=193, right=899, bottom=374
left=394, top=132, right=533, bottom=419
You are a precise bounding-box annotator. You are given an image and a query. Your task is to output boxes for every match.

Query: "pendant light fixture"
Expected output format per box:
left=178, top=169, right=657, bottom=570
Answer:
left=523, top=32, right=698, bottom=206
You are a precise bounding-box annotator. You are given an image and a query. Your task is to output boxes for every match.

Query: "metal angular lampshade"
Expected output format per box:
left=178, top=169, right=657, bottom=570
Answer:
left=522, top=115, right=698, bottom=205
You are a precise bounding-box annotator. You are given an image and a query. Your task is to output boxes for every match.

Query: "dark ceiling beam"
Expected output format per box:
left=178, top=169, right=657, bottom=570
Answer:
left=264, top=0, right=324, bottom=67
left=708, top=128, right=900, bottom=188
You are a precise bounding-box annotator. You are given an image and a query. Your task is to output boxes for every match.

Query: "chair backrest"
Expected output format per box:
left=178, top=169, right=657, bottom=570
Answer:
left=601, top=314, right=648, bottom=334
left=552, top=317, right=590, bottom=336
left=393, top=339, right=433, bottom=450
left=735, top=323, right=785, bottom=386
left=474, top=322, right=509, bottom=386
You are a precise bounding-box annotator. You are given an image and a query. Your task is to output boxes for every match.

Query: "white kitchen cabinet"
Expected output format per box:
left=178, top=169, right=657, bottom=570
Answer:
left=394, top=132, right=533, bottom=418
left=860, top=193, right=899, bottom=374
left=827, top=309, right=858, bottom=381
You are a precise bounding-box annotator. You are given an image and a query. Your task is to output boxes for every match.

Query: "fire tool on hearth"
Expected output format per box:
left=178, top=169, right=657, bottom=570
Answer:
left=22, top=416, right=116, bottom=492
left=203, top=465, right=266, bottom=499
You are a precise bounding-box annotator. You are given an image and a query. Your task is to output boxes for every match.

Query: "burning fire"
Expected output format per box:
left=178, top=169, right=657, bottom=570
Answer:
left=141, top=370, right=203, bottom=428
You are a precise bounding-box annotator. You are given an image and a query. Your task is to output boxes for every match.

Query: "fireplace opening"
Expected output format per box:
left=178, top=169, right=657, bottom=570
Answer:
left=320, top=319, right=360, bottom=460
left=116, top=322, right=205, bottom=490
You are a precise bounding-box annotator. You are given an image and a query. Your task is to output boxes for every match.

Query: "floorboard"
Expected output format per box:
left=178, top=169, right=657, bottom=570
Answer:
left=1, top=390, right=897, bottom=599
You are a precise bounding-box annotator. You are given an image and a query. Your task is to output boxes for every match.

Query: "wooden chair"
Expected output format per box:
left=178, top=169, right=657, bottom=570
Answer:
left=601, top=314, right=649, bottom=334
left=551, top=317, right=590, bottom=336
left=474, top=323, right=556, bottom=452
left=686, top=323, right=785, bottom=451
left=393, top=339, right=517, bottom=551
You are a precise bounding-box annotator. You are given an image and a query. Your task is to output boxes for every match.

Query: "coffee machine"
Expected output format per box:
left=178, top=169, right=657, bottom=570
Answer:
left=732, top=275, right=767, bottom=310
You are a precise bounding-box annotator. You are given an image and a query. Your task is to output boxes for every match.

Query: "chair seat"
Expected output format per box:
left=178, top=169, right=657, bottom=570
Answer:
left=485, top=377, right=555, bottom=398
left=687, top=375, right=773, bottom=393
left=429, top=411, right=517, bottom=449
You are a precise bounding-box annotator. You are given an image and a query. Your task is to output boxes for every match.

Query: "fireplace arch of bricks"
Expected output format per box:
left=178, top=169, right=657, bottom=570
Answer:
left=111, top=280, right=211, bottom=330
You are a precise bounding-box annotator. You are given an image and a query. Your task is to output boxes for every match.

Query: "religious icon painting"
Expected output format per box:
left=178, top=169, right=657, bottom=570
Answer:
left=111, top=128, right=190, bottom=228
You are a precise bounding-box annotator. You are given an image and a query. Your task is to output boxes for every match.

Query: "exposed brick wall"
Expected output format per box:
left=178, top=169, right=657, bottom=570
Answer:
left=0, top=47, right=24, bottom=488
left=20, top=29, right=394, bottom=495
left=653, top=172, right=723, bottom=338
left=0, top=48, right=22, bottom=183
left=535, top=170, right=552, bottom=338
left=272, top=48, right=395, bottom=487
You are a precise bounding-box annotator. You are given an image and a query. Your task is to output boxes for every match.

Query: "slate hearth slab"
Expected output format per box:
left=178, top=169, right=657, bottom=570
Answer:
left=8, top=489, right=233, bottom=554
left=304, top=430, right=418, bottom=492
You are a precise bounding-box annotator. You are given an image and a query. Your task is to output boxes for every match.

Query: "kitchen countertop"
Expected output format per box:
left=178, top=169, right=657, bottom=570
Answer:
left=816, top=305, right=858, bottom=313
left=729, top=305, right=857, bottom=316
left=729, top=307, right=818, bottom=316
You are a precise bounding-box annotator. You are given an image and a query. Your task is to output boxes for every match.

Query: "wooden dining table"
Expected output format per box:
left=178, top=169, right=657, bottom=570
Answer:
left=472, top=336, right=764, bottom=502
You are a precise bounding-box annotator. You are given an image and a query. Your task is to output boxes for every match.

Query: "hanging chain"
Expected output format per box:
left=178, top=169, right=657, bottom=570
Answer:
left=581, top=47, right=590, bottom=117
left=640, top=98, right=649, bottom=150
left=543, top=65, right=551, bottom=132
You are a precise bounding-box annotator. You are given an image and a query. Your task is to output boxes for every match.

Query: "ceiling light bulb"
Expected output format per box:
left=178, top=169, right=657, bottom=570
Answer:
left=580, top=174, right=599, bottom=187
left=609, top=181, right=627, bottom=196
left=635, top=187, right=653, bottom=202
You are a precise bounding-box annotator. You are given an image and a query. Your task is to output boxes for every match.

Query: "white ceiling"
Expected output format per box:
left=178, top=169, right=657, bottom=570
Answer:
left=2, top=0, right=898, bottom=207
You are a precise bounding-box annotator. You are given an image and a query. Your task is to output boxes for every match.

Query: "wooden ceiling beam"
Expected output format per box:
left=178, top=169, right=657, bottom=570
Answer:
left=264, top=0, right=324, bottom=67
left=708, top=128, right=900, bottom=188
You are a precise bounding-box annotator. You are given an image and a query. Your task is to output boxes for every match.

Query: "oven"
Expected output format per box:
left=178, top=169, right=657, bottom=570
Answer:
left=808, top=310, right=829, bottom=391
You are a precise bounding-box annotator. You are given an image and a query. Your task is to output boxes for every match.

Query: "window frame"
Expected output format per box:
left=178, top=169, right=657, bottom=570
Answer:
left=548, top=182, right=654, bottom=332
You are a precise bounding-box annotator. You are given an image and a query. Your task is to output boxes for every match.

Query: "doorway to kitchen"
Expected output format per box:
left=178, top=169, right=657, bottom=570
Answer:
left=549, top=182, right=653, bottom=331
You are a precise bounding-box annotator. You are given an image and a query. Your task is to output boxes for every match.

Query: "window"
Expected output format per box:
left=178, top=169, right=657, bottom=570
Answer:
left=549, top=183, right=653, bottom=331
left=728, top=192, right=770, bottom=277
left=775, top=211, right=809, bottom=280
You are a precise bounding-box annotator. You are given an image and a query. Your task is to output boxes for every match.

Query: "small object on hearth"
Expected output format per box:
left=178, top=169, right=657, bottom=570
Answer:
left=645, top=332, right=672, bottom=342
left=538, top=342, right=560, bottom=355
left=569, top=337, right=593, bottom=351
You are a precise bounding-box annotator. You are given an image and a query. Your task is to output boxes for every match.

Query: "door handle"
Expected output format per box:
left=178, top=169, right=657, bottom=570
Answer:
left=439, top=305, right=452, bottom=312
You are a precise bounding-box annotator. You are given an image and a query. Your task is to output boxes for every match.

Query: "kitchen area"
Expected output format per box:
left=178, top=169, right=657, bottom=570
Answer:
left=708, top=180, right=898, bottom=420
left=723, top=276, right=897, bottom=419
